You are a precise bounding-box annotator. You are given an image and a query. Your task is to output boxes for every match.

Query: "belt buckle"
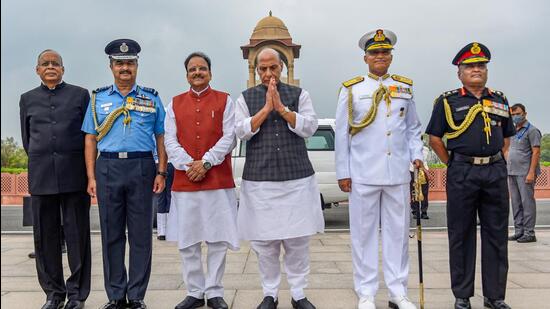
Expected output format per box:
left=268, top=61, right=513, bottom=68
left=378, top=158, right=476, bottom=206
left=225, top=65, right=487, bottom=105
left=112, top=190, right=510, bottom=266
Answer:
left=473, top=156, right=488, bottom=165
left=118, top=152, right=128, bottom=159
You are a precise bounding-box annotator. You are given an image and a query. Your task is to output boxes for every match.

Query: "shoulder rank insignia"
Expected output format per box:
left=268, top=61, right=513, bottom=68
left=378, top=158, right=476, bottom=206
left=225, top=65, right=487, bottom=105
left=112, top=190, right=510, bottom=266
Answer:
left=489, top=88, right=507, bottom=100
left=391, top=74, right=413, bottom=86
left=93, top=85, right=111, bottom=93
left=140, top=86, right=158, bottom=96
left=342, top=76, right=365, bottom=88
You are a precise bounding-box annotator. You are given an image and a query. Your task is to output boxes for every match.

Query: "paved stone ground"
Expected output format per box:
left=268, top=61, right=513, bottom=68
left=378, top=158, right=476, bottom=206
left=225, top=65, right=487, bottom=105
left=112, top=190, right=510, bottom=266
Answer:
left=1, top=230, right=549, bottom=309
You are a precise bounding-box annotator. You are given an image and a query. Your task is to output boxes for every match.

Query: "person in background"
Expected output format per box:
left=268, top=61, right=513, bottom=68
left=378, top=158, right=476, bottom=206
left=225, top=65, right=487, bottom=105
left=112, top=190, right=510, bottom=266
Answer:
left=508, top=103, right=541, bottom=243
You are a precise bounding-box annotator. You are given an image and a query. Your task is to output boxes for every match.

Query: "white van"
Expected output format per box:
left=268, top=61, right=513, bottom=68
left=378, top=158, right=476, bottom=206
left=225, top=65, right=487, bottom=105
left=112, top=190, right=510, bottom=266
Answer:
left=231, top=118, right=348, bottom=209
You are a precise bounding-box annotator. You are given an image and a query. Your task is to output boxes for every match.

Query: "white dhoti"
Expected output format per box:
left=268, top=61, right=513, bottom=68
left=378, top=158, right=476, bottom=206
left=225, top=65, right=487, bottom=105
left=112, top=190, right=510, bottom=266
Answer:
left=167, top=188, right=240, bottom=298
left=349, top=183, right=410, bottom=298
left=238, top=175, right=324, bottom=300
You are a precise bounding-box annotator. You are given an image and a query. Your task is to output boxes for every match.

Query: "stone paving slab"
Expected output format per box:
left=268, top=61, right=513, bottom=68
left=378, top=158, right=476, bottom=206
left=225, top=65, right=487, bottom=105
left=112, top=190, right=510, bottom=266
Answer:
left=1, top=230, right=549, bottom=308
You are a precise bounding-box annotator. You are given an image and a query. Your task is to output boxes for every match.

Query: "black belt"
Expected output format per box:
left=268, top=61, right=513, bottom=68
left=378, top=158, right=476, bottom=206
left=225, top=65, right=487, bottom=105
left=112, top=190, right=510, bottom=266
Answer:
left=100, top=151, right=153, bottom=159
left=452, top=152, right=503, bottom=165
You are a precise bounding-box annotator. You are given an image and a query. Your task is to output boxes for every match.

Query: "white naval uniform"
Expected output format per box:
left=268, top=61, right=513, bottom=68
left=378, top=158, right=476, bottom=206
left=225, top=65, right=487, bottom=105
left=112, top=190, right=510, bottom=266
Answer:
left=164, top=87, right=240, bottom=299
left=235, top=89, right=325, bottom=300
left=335, top=74, right=423, bottom=298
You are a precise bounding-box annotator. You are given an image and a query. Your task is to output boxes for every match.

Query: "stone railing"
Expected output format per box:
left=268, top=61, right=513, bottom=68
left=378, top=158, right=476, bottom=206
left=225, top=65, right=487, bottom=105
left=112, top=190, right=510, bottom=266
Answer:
left=2, top=167, right=550, bottom=204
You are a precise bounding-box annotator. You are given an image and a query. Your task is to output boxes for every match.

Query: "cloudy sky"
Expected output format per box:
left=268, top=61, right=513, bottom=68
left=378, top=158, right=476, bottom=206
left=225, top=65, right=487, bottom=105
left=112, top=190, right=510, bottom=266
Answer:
left=2, top=0, right=549, bottom=143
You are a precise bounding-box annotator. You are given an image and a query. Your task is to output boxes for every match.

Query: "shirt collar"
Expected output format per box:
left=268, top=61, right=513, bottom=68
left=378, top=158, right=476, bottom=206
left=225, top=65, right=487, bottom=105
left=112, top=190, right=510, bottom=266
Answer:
left=190, top=85, right=211, bottom=97
left=111, top=83, right=138, bottom=96
left=368, top=72, right=390, bottom=81
left=41, top=80, right=65, bottom=91
left=460, top=87, right=492, bottom=98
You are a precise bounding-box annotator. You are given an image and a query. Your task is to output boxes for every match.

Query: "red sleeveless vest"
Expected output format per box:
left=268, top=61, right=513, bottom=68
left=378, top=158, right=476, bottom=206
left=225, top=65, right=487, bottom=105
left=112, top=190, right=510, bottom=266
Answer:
left=171, top=87, right=235, bottom=192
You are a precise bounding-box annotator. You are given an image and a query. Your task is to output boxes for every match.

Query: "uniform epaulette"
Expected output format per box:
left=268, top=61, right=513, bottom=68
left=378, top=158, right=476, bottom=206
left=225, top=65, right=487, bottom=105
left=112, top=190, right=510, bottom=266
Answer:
left=490, top=89, right=507, bottom=100
left=443, top=89, right=459, bottom=97
left=391, top=74, right=413, bottom=86
left=342, top=76, right=365, bottom=88
left=93, top=85, right=111, bottom=93
left=141, top=86, right=158, bottom=96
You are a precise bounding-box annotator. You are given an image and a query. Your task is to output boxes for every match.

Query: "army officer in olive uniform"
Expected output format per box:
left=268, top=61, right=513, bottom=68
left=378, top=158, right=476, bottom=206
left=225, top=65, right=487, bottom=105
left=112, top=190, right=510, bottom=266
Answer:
left=81, top=39, right=167, bottom=309
left=426, top=42, right=514, bottom=309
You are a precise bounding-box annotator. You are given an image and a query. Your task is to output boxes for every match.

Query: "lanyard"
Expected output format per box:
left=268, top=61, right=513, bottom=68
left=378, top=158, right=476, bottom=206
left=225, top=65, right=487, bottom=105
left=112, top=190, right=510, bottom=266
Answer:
left=516, top=123, right=530, bottom=140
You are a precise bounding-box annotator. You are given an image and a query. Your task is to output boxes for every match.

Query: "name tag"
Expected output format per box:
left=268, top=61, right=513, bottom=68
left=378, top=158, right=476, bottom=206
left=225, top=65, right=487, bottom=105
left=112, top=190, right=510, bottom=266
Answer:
left=100, top=102, right=113, bottom=108
left=456, top=105, right=470, bottom=112
left=359, top=95, right=371, bottom=100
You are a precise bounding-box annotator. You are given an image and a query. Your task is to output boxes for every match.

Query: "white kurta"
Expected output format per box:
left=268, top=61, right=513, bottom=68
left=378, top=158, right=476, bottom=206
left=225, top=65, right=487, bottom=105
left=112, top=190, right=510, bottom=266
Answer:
left=335, top=74, right=423, bottom=185
left=164, top=87, right=239, bottom=250
left=235, top=89, right=325, bottom=241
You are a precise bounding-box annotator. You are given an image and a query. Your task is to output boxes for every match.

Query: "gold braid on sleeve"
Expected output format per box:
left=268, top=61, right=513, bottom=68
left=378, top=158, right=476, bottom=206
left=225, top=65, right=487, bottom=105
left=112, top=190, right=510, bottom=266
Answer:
left=348, top=84, right=391, bottom=136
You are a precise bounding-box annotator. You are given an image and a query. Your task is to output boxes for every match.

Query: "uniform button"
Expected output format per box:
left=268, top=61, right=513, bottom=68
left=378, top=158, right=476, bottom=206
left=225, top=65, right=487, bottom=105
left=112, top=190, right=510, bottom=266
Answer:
left=50, top=105, right=55, bottom=110
left=387, top=152, right=391, bottom=156
left=386, top=114, right=390, bottom=117
left=274, top=119, right=278, bottom=122
left=196, top=122, right=200, bottom=126
left=53, top=152, right=57, bottom=155
left=277, top=148, right=280, bottom=151
left=387, top=131, right=391, bottom=136
left=275, top=133, right=279, bottom=137
left=197, top=99, right=200, bottom=102
left=196, top=109, right=200, bottom=112
left=196, top=135, right=200, bottom=139
left=52, top=121, right=57, bottom=124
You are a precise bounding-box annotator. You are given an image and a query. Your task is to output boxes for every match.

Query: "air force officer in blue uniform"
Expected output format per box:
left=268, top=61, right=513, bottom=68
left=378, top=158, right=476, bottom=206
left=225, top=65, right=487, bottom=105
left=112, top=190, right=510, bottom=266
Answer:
left=81, top=39, right=167, bottom=309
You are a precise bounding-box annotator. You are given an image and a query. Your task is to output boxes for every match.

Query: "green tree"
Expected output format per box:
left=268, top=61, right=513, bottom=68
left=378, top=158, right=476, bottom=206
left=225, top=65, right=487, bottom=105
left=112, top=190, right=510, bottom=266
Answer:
left=1, top=137, right=28, bottom=168
left=541, top=133, right=550, bottom=162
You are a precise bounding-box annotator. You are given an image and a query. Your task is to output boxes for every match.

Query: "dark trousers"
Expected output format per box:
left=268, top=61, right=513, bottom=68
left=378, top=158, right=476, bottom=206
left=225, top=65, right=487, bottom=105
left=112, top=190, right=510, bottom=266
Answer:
left=156, top=162, right=174, bottom=213
left=446, top=159, right=509, bottom=299
left=31, top=192, right=91, bottom=301
left=409, top=171, right=429, bottom=213
left=96, top=156, right=155, bottom=301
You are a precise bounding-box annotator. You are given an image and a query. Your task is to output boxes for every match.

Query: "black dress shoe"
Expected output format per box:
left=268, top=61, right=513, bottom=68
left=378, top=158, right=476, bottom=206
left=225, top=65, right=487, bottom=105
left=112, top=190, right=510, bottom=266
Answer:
left=207, top=297, right=228, bottom=309
left=421, top=212, right=429, bottom=220
left=175, top=296, right=205, bottom=309
left=42, top=299, right=64, bottom=309
left=101, top=299, right=127, bottom=309
left=28, top=251, right=36, bottom=258
left=484, top=297, right=511, bottom=309
left=412, top=211, right=420, bottom=220
left=454, top=298, right=471, bottom=309
left=517, top=235, right=537, bottom=243
left=64, top=300, right=84, bottom=309
left=128, top=299, right=147, bottom=309
left=256, top=296, right=278, bottom=309
left=508, top=234, right=522, bottom=241
left=291, top=298, right=316, bottom=309
left=157, top=235, right=166, bottom=241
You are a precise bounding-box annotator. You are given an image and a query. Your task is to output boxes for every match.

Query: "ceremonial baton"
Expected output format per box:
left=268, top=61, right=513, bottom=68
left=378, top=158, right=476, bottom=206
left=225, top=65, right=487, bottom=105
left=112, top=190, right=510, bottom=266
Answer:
left=413, top=167, right=426, bottom=309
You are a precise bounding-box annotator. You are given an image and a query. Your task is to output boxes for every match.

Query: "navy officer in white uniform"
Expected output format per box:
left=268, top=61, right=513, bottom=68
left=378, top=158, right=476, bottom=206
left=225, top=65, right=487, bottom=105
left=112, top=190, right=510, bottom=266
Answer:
left=335, top=29, right=423, bottom=309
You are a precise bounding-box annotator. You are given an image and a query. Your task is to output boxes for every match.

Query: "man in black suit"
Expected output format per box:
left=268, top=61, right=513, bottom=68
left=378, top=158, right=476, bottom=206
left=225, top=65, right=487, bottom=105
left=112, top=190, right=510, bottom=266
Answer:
left=19, top=49, right=92, bottom=309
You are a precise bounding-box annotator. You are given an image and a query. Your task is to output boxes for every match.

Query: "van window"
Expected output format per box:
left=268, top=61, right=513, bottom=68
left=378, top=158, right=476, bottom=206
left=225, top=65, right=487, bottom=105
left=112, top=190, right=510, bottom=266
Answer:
left=235, top=125, right=334, bottom=157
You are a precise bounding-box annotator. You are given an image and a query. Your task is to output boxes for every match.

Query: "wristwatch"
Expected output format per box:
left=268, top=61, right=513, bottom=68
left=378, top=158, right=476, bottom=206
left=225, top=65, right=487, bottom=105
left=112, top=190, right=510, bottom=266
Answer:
left=280, top=106, right=291, bottom=116
left=157, top=171, right=168, bottom=177
left=202, top=160, right=212, bottom=170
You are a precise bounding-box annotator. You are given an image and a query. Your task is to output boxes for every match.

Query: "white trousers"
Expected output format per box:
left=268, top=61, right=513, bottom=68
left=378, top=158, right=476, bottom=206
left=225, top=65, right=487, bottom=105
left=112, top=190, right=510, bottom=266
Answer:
left=251, top=236, right=310, bottom=300
left=349, top=183, right=410, bottom=298
left=179, top=241, right=228, bottom=299
left=157, top=213, right=167, bottom=236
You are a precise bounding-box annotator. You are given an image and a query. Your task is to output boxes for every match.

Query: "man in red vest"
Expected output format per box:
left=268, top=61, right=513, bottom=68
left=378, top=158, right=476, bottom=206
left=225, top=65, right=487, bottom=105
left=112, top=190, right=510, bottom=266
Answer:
left=164, top=52, right=239, bottom=309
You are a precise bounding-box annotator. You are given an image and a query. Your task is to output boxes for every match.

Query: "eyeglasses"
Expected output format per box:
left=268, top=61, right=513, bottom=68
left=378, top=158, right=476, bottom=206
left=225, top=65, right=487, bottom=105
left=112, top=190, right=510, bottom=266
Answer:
left=39, top=61, right=62, bottom=68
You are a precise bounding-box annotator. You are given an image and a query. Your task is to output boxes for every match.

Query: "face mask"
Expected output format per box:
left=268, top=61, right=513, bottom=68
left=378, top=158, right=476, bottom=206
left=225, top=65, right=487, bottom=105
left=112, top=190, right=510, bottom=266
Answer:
left=512, top=114, right=525, bottom=125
